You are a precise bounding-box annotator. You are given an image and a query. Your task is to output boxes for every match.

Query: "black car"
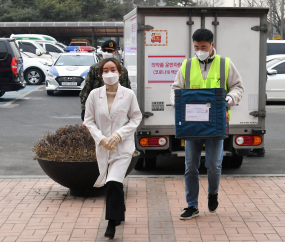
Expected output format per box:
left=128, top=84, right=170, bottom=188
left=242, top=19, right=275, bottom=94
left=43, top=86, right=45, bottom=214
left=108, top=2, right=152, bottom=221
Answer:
left=0, top=38, right=25, bottom=97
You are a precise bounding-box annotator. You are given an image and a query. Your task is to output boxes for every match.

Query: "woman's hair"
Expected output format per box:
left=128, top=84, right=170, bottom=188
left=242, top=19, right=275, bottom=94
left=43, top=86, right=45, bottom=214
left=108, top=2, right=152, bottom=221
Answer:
left=99, top=58, right=122, bottom=77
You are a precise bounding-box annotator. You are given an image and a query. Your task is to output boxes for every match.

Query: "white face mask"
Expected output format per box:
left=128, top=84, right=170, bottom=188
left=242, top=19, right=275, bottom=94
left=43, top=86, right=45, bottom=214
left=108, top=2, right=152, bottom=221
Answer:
left=102, top=72, right=119, bottom=86
left=195, top=50, right=210, bottom=61
left=102, top=52, right=114, bottom=59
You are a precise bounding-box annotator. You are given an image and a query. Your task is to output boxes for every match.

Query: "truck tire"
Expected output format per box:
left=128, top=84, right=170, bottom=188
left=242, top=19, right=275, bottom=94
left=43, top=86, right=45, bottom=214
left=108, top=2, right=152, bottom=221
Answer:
left=0, top=89, right=5, bottom=97
left=145, top=157, right=156, bottom=170
left=134, top=158, right=144, bottom=170
left=231, top=156, right=243, bottom=168
left=47, top=90, right=54, bottom=96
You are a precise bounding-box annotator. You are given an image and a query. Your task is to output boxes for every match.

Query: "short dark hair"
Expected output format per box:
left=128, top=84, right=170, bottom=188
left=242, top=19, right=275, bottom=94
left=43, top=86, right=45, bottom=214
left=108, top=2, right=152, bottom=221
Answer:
left=192, top=29, right=213, bottom=44
left=99, top=58, right=122, bottom=77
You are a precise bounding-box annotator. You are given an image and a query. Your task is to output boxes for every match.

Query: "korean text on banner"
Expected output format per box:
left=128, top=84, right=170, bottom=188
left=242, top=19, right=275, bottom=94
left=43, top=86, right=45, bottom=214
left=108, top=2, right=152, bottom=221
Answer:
left=130, top=15, right=137, bottom=50
left=148, top=55, right=186, bottom=84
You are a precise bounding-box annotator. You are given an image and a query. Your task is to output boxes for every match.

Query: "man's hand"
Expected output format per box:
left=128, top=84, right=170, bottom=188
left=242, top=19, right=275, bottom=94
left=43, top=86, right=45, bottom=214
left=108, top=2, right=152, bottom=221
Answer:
left=81, top=110, right=85, bottom=121
left=226, top=96, right=233, bottom=107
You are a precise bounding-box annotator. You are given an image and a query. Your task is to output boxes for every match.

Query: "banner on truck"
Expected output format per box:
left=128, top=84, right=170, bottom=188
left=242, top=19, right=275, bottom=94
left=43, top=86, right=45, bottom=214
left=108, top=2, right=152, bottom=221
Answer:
left=130, top=15, right=137, bottom=50
left=148, top=55, right=185, bottom=84
left=145, top=30, right=168, bottom=46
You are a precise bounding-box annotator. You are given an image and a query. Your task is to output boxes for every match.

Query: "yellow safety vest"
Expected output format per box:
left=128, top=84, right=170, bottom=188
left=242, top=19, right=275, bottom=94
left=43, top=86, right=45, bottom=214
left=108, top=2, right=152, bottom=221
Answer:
left=181, top=54, right=231, bottom=120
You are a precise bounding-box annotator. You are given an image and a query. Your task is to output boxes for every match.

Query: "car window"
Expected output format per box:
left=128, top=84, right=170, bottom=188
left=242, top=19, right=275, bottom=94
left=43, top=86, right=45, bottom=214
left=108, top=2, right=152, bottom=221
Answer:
left=266, top=59, right=282, bottom=69
left=10, top=42, right=21, bottom=58
left=46, top=44, right=62, bottom=53
left=19, top=43, right=37, bottom=54
left=0, top=41, right=8, bottom=59
left=267, top=43, right=285, bottom=56
left=39, top=43, right=43, bottom=47
left=273, top=62, right=285, bottom=74
left=70, top=43, right=87, bottom=46
left=55, top=55, right=95, bottom=66
left=56, top=43, right=66, bottom=49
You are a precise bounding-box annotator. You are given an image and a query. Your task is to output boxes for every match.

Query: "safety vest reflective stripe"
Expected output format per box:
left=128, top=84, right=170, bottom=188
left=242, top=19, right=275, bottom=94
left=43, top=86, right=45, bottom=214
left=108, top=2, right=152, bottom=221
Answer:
left=181, top=54, right=230, bottom=90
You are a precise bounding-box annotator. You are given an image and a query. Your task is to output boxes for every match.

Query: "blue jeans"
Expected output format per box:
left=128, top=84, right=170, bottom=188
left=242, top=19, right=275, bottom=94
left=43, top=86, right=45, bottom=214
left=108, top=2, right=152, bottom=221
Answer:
left=185, top=139, right=224, bottom=208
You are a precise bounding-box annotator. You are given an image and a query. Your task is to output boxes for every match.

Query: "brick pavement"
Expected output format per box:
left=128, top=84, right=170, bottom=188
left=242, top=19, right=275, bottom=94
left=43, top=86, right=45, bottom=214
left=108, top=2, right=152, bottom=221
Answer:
left=0, top=177, right=284, bottom=242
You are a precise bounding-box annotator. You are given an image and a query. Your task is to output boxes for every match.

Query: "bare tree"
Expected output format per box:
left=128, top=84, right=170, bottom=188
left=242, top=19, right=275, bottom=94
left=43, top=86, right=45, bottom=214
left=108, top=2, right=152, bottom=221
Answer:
left=243, top=0, right=283, bottom=36
left=198, top=0, right=224, bottom=6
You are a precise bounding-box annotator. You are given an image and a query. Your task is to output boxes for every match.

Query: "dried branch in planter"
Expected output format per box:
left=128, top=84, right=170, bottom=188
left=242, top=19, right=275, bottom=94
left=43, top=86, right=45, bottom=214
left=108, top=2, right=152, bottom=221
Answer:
left=33, top=124, right=96, bottom=161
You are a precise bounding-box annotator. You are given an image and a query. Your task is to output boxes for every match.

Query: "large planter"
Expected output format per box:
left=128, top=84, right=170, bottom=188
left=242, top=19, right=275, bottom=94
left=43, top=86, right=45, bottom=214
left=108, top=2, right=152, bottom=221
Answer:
left=37, top=151, right=140, bottom=197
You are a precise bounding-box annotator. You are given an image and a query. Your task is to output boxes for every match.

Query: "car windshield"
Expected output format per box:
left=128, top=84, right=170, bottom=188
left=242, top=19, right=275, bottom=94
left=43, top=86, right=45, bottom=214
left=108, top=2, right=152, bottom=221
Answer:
left=32, top=41, right=47, bottom=53
left=55, top=55, right=95, bottom=66
left=70, top=43, right=87, bottom=46
left=266, top=59, right=283, bottom=69
left=267, top=43, right=285, bottom=56
left=56, top=43, right=66, bottom=49
left=21, top=52, right=37, bottom=58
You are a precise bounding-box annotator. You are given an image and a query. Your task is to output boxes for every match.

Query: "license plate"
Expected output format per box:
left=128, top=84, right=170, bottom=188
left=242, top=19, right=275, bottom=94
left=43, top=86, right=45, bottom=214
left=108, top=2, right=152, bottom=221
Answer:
left=181, top=140, right=185, bottom=146
left=62, top=82, right=77, bottom=86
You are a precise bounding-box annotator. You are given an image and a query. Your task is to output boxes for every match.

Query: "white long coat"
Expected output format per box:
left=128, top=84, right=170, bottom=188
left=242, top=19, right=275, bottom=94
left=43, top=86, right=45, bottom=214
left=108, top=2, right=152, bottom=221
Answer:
left=84, top=84, right=142, bottom=187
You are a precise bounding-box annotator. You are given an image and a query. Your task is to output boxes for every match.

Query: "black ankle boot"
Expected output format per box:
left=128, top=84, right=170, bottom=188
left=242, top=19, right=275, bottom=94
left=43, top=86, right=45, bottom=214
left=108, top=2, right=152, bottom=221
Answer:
left=104, top=220, right=116, bottom=239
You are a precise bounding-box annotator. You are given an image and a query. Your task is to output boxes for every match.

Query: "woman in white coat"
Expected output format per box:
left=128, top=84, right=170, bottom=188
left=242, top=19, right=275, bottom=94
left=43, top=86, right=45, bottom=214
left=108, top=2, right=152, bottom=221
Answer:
left=84, top=58, right=142, bottom=239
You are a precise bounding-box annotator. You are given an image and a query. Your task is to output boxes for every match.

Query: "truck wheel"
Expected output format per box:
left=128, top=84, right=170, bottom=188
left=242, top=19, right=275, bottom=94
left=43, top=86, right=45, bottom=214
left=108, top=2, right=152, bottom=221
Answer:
left=145, top=157, right=156, bottom=170
left=0, top=89, right=5, bottom=97
left=231, top=156, right=243, bottom=168
left=134, top=158, right=144, bottom=170
left=47, top=90, right=54, bottom=96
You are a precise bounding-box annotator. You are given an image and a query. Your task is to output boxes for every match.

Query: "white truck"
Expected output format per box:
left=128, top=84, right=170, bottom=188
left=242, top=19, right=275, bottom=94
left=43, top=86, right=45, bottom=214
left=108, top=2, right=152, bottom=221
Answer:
left=123, top=7, right=268, bottom=169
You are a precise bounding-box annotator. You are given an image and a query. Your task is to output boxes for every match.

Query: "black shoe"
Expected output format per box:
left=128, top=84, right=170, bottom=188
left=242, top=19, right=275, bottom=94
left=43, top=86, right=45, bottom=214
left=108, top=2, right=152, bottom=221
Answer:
left=180, top=206, right=199, bottom=220
left=208, top=193, right=218, bottom=213
left=104, top=220, right=116, bottom=239
left=115, top=221, right=121, bottom=226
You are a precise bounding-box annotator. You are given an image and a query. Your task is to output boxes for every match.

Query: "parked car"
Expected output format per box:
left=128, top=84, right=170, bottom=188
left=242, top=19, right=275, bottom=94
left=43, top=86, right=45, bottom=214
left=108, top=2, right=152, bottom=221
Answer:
left=266, top=56, right=285, bottom=101
left=266, top=54, right=285, bottom=62
left=21, top=52, right=53, bottom=85
left=45, top=51, right=100, bottom=95
left=0, top=38, right=25, bottom=97
left=37, top=41, right=64, bottom=58
left=10, top=34, right=57, bottom=42
left=69, top=39, right=90, bottom=46
left=15, top=40, right=56, bottom=61
left=267, top=40, right=285, bottom=56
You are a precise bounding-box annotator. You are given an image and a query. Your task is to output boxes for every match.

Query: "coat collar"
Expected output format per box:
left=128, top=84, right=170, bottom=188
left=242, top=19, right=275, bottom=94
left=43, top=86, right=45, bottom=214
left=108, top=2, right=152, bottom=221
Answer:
left=99, top=84, right=124, bottom=119
left=99, top=83, right=124, bottom=99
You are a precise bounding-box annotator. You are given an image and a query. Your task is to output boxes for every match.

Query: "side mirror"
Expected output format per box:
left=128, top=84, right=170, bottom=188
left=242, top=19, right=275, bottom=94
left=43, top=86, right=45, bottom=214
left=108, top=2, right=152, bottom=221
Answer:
left=46, top=51, right=50, bottom=54
left=267, top=69, right=277, bottom=75
left=36, top=49, right=41, bottom=56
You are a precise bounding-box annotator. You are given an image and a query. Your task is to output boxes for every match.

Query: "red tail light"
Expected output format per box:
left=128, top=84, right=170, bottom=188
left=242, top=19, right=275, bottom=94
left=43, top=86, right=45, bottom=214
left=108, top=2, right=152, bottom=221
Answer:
left=11, top=57, right=18, bottom=76
left=140, top=137, right=167, bottom=147
left=235, top=136, right=262, bottom=146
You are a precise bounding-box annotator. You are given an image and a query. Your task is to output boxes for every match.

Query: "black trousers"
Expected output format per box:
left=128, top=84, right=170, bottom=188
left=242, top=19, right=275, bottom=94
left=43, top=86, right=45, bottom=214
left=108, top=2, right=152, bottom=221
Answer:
left=105, top=181, right=125, bottom=221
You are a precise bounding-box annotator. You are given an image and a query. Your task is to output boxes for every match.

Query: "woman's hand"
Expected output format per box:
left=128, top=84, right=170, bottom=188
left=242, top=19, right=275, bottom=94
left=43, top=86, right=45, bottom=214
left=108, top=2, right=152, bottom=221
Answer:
left=106, top=133, right=121, bottom=150
left=99, top=138, right=114, bottom=152
left=99, top=133, right=121, bottom=152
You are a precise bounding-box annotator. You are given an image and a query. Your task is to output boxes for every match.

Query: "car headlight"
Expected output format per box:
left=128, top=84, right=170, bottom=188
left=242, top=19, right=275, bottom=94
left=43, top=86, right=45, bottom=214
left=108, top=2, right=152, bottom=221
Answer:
left=40, top=61, right=52, bottom=66
left=47, top=71, right=55, bottom=78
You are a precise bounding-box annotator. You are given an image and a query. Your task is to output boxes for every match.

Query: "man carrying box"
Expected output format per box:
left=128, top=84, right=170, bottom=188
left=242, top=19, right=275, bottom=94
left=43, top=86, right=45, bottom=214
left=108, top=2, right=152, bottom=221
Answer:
left=170, top=28, right=244, bottom=219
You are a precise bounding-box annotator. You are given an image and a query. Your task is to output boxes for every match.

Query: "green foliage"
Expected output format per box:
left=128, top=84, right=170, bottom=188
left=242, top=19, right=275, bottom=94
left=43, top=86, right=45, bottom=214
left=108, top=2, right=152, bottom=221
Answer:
left=35, top=0, right=81, bottom=21
left=0, top=0, right=135, bottom=22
